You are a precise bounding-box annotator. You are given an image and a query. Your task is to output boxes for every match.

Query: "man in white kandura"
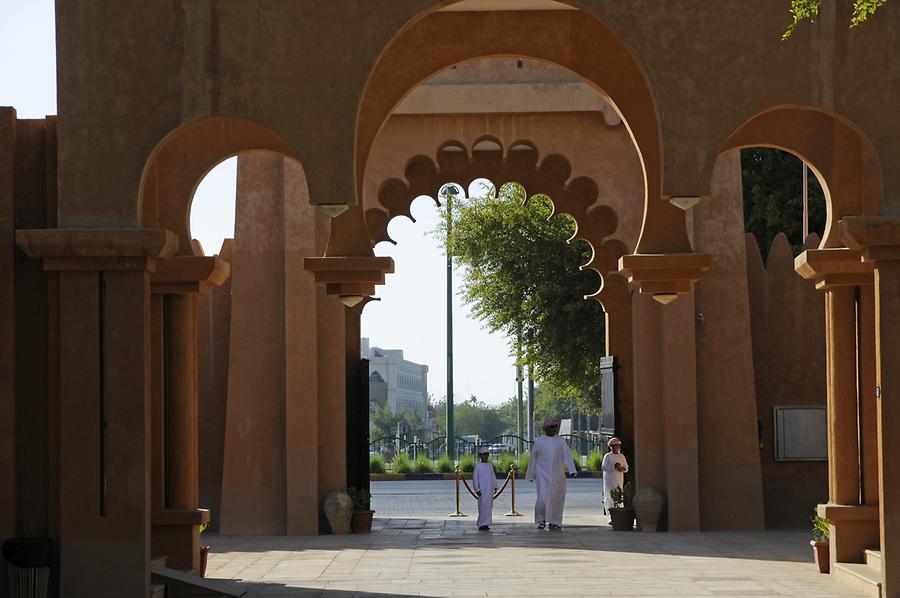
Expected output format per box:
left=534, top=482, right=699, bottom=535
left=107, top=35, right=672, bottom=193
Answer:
left=472, top=446, right=497, bottom=530
left=601, top=436, right=629, bottom=513
left=526, top=418, right=577, bottom=530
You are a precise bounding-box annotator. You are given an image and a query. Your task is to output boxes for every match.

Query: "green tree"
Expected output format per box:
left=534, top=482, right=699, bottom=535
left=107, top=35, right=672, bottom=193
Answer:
left=370, top=403, right=426, bottom=439
left=431, top=396, right=508, bottom=440
left=784, top=0, right=886, bottom=39
left=741, top=148, right=826, bottom=258
left=437, top=183, right=605, bottom=413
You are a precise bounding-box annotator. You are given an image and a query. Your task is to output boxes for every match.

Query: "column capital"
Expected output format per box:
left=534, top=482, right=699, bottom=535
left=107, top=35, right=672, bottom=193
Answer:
left=617, top=253, right=711, bottom=304
left=151, top=255, right=231, bottom=295
left=839, top=216, right=900, bottom=262
left=304, top=256, right=394, bottom=306
left=15, top=228, right=178, bottom=272
left=794, top=247, right=874, bottom=291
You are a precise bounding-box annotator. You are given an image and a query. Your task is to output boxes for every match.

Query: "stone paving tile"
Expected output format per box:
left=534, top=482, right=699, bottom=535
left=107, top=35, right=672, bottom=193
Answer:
left=207, top=517, right=869, bottom=598
left=204, top=481, right=868, bottom=597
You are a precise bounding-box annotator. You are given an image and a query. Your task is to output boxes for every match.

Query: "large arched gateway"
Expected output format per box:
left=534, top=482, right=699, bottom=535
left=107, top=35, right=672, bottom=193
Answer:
left=2, top=1, right=899, bottom=597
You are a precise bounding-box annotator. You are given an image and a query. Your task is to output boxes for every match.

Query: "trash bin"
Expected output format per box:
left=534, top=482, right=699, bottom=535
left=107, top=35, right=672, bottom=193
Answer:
left=2, top=539, right=52, bottom=598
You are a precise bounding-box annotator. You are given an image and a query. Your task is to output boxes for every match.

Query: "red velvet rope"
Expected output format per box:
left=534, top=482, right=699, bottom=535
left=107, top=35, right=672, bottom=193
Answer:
left=492, top=470, right=513, bottom=500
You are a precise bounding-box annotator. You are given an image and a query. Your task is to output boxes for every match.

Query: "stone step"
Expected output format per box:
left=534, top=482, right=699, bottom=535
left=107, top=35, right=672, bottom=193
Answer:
left=865, top=549, right=882, bottom=571
left=151, top=583, right=167, bottom=598
left=833, top=562, right=882, bottom=598
left=151, top=565, right=247, bottom=597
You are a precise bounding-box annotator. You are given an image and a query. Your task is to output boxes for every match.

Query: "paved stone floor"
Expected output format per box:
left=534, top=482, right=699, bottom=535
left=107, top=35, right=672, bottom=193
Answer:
left=205, top=480, right=864, bottom=597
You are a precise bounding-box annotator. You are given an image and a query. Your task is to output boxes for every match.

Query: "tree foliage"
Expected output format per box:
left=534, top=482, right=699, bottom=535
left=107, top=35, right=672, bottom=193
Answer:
left=784, top=0, right=886, bottom=39
left=436, top=183, right=605, bottom=412
left=741, top=148, right=826, bottom=257
left=370, top=402, right=425, bottom=440
left=431, top=396, right=511, bottom=440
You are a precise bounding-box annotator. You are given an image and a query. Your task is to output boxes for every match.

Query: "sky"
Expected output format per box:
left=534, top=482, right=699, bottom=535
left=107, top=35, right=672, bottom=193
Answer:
left=1, top=0, right=519, bottom=406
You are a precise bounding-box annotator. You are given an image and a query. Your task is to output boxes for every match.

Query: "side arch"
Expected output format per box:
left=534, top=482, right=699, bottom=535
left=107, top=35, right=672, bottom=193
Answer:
left=139, top=116, right=300, bottom=255
left=720, top=106, right=882, bottom=248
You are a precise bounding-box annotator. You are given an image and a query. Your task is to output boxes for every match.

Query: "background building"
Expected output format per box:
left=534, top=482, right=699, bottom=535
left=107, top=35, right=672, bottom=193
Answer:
left=363, top=338, right=430, bottom=433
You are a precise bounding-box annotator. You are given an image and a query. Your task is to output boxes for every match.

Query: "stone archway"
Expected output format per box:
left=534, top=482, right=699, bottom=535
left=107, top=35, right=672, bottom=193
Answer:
left=361, top=136, right=636, bottom=471
left=719, top=105, right=886, bottom=571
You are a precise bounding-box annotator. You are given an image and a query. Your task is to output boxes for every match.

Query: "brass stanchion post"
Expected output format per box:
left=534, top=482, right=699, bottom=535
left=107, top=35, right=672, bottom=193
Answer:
left=449, top=465, right=467, bottom=517
left=505, top=464, right=522, bottom=517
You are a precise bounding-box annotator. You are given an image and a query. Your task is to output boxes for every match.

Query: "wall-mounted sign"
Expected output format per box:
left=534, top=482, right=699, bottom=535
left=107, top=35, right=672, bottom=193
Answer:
left=774, top=406, right=827, bottom=461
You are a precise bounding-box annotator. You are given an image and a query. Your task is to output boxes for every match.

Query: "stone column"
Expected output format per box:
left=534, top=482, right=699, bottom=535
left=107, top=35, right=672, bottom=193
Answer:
left=872, top=257, right=900, bottom=595
left=826, top=287, right=862, bottom=506
left=795, top=247, right=878, bottom=566
left=150, top=256, right=229, bottom=573
left=619, top=254, right=711, bottom=531
left=15, top=228, right=177, bottom=598
left=840, top=216, right=900, bottom=594
left=661, top=293, right=700, bottom=531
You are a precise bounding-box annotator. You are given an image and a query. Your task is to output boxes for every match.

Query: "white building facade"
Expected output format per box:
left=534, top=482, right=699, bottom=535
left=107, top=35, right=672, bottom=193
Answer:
left=363, top=338, right=429, bottom=427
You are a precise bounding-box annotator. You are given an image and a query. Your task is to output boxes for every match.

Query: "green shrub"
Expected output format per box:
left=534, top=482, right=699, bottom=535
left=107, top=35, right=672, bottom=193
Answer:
left=392, top=453, right=413, bottom=473
left=436, top=453, right=454, bottom=473
left=414, top=454, right=433, bottom=473
left=517, top=452, right=530, bottom=474
left=586, top=450, right=604, bottom=472
left=569, top=449, right=582, bottom=472
left=369, top=453, right=386, bottom=474
left=459, top=454, right=476, bottom=472
left=347, top=486, right=371, bottom=511
left=812, top=512, right=830, bottom=542
left=497, top=453, right=517, bottom=475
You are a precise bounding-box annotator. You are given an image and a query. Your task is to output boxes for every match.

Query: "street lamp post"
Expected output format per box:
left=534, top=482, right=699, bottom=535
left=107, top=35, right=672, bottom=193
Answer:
left=444, top=184, right=459, bottom=460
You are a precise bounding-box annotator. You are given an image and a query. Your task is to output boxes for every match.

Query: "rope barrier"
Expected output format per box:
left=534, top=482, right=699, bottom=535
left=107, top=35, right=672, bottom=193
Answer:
left=505, top=464, right=522, bottom=517
left=492, top=468, right=512, bottom=500
left=460, top=473, right=480, bottom=499
left=448, top=465, right=466, bottom=517
left=450, top=462, right=523, bottom=517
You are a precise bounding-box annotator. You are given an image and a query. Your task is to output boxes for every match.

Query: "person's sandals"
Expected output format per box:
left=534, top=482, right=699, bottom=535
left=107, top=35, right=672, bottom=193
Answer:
left=548, top=524, right=562, bottom=531
left=537, top=521, right=546, bottom=530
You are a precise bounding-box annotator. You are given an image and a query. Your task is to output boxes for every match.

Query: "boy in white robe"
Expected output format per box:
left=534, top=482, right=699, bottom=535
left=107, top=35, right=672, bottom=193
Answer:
left=472, top=446, right=497, bottom=530
left=526, top=418, right=577, bottom=530
left=601, top=436, right=629, bottom=512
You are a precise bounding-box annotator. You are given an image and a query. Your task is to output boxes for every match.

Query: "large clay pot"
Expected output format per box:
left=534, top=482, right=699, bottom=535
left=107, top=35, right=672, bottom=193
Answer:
left=810, top=540, right=830, bottom=574
left=633, top=487, right=664, bottom=532
left=323, top=491, right=353, bottom=535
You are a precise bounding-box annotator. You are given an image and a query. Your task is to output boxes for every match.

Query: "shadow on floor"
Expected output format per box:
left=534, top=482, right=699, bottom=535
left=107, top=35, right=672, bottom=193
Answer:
left=205, top=517, right=815, bottom=565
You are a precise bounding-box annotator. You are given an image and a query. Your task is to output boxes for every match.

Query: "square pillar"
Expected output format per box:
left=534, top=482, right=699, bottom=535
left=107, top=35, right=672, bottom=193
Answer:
left=796, top=247, right=878, bottom=566
left=16, top=228, right=178, bottom=598
left=839, top=216, right=900, bottom=594
left=150, top=256, right=228, bottom=572
left=873, top=259, right=900, bottom=593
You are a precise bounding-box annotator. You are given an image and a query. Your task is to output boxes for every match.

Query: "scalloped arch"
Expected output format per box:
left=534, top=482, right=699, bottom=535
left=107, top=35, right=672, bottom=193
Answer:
left=367, top=140, right=627, bottom=299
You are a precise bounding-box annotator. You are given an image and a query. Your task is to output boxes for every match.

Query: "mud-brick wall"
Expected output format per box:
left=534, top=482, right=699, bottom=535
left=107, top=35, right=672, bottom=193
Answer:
left=746, top=232, right=827, bottom=528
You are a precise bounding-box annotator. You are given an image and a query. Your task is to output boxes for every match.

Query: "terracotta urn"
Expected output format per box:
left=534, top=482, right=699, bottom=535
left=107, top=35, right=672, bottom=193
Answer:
left=323, top=490, right=353, bottom=535
left=633, top=487, right=664, bottom=532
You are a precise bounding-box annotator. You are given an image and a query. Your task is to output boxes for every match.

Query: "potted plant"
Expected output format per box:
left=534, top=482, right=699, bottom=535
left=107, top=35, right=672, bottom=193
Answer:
left=199, top=522, right=210, bottom=578
left=348, top=487, right=375, bottom=534
left=608, top=482, right=635, bottom=531
left=810, top=512, right=830, bottom=574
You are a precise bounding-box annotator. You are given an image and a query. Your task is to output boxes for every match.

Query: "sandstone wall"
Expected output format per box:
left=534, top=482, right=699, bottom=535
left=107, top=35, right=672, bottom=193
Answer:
left=746, top=232, right=827, bottom=528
